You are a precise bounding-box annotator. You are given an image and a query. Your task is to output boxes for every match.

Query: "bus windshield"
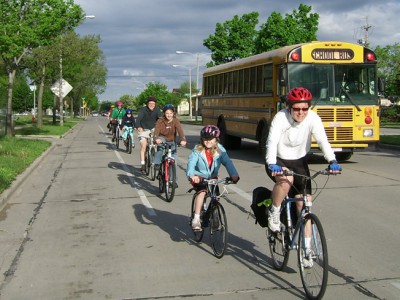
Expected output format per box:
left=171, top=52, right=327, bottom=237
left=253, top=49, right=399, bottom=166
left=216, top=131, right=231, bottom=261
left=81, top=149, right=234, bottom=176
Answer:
left=287, top=63, right=378, bottom=106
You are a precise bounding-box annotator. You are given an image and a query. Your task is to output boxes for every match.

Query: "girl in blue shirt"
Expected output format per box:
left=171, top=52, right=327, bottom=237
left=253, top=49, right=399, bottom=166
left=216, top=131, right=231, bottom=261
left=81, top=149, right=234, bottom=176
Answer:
left=186, top=125, right=239, bottom=230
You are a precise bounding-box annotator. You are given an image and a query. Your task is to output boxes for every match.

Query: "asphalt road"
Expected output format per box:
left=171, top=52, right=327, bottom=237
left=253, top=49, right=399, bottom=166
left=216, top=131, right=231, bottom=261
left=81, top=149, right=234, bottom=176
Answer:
left=0, top=117, right=399, bottom=300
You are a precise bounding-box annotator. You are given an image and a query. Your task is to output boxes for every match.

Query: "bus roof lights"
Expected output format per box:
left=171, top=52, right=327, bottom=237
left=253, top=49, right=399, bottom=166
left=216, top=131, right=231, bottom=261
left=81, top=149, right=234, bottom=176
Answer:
left=366, top=52, right=376, bottom=61
left=290, top=52, right=300, bottom=61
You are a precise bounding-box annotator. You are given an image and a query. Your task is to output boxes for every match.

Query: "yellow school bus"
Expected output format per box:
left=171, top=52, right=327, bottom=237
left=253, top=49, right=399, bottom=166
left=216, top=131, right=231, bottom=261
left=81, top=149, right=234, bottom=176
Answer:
left=202, top=41, right=383, bottom=161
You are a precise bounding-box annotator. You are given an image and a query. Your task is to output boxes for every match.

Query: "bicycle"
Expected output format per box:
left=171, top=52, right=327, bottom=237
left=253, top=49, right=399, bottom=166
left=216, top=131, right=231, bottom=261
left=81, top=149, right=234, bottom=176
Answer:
left=113, top=119, right=122, bottom=149
left=188, top=177, right=234, bottom=259
left=267, top=169, right=338, bottom=300
left=144, top=131, right=156, bottom=181
left=157, top=143, right=177, bottom=202
left=123, top=126, right=134, bottom=154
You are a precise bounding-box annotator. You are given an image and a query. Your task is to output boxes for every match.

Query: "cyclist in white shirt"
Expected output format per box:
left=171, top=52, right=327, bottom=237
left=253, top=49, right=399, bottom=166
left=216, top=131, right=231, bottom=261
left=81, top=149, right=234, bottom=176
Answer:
left=265, top=87, right=341, bottom=233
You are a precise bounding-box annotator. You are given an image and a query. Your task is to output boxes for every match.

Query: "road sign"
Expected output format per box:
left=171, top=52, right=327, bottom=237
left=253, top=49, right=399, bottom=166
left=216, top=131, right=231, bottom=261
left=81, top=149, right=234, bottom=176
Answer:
left=51, top=79, right=73, bottom=98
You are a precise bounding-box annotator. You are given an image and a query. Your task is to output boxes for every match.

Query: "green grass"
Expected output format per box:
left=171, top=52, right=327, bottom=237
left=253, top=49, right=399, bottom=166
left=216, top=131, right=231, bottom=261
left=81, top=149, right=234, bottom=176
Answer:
left=14, top=115, right=81, bottom=136
left=380, top=135, right=400, bottom=146
left=0, top=137, right=51, bottom=193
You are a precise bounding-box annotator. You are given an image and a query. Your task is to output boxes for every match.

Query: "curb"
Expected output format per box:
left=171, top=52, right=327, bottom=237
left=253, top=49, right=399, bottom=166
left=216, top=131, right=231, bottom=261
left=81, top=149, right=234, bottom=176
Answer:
left=0, top=127, right=76, bottom=212
left=377, top=143, right=400, bottom=152
left=0, top=141, right=57, bottom=211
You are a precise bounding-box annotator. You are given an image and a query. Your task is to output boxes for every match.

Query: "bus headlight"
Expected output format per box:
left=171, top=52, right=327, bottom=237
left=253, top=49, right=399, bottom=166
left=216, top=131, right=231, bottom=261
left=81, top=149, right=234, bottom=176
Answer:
left=363, top=129, right=373, bottom=137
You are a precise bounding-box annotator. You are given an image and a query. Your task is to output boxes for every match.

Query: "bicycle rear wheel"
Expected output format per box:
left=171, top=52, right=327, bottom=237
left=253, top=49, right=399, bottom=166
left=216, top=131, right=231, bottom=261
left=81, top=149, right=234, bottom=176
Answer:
left=268, top=223, right=290, bottom=271
left=164, top=161, right=176, bottom=202
left=149, top=146, right=156, bottom=181
left=210, top=201, right=228, bottom=258
left=298, top=213, right=328, bottom=300
left=190, top=193, right=206, bottom=242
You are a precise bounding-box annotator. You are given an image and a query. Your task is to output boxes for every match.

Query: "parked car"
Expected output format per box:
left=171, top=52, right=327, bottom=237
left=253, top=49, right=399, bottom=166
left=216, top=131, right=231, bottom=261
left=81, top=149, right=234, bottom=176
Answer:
left=92, top=111, right=99, bottom=117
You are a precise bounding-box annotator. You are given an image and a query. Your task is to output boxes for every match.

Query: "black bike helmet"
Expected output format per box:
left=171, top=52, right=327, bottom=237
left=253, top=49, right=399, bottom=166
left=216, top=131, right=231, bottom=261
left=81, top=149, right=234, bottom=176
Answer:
left=126, top=108, right=133, bottom=114
left=200, top=125, right=220, bottom=139
left=147, top=97, right=157, bottom=103
left=287, top=87, right=313, bottom=104
left=162, top=104, right=175, bottom=112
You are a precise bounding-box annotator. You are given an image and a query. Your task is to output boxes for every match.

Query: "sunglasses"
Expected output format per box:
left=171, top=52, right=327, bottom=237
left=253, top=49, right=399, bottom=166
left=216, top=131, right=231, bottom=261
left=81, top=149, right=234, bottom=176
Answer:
left=291, top=107, right=309, bottom=112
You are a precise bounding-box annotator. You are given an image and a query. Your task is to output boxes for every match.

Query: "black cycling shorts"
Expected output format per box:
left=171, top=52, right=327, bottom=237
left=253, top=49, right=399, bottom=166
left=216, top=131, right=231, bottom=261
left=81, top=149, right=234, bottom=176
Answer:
left=265, top=156, right=311, bottom=197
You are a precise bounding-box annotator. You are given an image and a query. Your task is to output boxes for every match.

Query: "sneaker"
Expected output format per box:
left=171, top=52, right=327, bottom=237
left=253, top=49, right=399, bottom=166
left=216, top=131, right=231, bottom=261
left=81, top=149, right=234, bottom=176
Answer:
left=140, top=165, right=146, bottom=173
left=303, top=248, right=314, bottom=268
left=173, top=182, right=178, bottom=188
left=268, top=208, right=281, bottom=232
left=192, top=218, right=202, bottom=231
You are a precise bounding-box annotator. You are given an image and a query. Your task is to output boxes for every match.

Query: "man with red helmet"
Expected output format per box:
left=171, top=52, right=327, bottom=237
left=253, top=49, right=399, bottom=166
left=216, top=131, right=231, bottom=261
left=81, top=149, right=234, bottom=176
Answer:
left=265, top=87, right=341, bottom=236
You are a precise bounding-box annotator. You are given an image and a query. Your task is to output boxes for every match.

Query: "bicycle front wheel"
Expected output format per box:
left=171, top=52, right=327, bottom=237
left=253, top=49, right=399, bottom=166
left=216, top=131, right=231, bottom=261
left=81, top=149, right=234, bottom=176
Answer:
left=127, top=135, right=132, bottom=154
left=298, top=213, right=328, bottom=300
left=164, top=161, right=176, bottom=202
left=210, top=201, right=228, bottom=259
left=115, top=127, right=120, bottom=149
left=190, top=193, right=206, bottom=243
left=144, top=145, right=151, bottom=176
left=158, top=166, right=164, bottom=193
left=149, top=146, right=156, bottom=181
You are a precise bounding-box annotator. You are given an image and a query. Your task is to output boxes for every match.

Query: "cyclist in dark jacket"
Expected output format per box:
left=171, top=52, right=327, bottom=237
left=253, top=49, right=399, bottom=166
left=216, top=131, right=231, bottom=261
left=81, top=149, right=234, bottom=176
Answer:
left=135, top=97, right=163, bottom=173
left=121, top=109, right=136, bottom=148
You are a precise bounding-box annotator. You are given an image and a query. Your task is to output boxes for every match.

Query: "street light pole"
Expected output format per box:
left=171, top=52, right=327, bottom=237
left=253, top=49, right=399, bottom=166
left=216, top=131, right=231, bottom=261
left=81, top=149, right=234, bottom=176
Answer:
left=176, top=51, right=210, bottom=121
left=173, top=64, right=194, bottom=119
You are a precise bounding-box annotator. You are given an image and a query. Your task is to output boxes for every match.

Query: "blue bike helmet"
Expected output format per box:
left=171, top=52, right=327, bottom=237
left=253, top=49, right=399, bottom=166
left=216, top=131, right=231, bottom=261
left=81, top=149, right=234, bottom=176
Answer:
left=126, top=109, right=133, bottom=114
left=163, top=104, right=175, bottom=112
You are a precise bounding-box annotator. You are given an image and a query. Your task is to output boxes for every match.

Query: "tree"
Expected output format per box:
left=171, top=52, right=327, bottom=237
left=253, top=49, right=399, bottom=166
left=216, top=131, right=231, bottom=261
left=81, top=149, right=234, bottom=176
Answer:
left=255, top=4, right=319, bottom=53
left=60, top=32, right=107, bottom=117
left=135, top=82, right=180, bottom=110
left=0, top=0, right=83, bottom=136
left=119, top=94, right=136, bottom=111
left=374, top=43, right=400, bottom=97
left=203, top=4, right=319, bottom=66
left=203, top=12, right=259, bottom=66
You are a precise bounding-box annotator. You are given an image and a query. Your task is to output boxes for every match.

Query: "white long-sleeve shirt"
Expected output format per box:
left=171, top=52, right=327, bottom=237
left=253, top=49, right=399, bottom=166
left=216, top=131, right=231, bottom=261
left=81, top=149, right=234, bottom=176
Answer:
left=266, top=109, right=336, bottom=165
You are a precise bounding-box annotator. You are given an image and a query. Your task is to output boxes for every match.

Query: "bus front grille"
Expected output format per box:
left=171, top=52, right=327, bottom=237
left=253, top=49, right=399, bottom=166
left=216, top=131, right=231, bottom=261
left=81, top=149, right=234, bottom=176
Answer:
left=325, top=127, right=353, bottom=141
left=316, top=108, right=353, bottom=122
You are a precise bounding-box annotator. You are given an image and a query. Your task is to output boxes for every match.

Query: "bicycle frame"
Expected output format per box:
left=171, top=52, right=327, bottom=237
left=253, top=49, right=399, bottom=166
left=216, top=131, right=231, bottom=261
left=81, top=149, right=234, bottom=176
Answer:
left=268, top=169, right=335, bottom=300
left=160, top=143, right=175, bottom=180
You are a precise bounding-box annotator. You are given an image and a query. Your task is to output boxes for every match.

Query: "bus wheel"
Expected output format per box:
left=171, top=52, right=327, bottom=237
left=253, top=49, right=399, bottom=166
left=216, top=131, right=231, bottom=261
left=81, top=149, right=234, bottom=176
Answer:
left=218, top=119, right=241, bottom=150
left=335, top=152, right=352, bottom=162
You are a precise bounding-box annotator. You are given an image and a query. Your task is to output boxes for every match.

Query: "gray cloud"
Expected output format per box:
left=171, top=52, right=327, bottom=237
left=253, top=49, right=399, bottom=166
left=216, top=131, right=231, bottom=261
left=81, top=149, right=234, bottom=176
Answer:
left=75, top=0, right=400, bottom=101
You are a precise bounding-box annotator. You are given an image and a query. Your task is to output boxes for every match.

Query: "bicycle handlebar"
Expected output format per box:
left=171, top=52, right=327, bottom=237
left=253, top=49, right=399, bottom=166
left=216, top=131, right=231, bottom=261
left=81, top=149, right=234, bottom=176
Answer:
left=282, top=169, right=340, bottom=179
left=190, top=177, right=236, bottom=185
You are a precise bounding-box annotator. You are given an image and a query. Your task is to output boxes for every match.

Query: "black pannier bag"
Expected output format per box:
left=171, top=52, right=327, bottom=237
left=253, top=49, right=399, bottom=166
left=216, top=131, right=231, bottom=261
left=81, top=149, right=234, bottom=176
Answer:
left=251, top=187, right=272, bottom=227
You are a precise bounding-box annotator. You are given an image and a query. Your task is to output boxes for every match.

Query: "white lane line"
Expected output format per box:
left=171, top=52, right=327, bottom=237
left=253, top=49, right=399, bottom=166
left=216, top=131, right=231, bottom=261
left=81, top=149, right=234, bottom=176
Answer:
left=99, top=124, right=157, bottom=216
left=391, top=280, right=400, bottom=290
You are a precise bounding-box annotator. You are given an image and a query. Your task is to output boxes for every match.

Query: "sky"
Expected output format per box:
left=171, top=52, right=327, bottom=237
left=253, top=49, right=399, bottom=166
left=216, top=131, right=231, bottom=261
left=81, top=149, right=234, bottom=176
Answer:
left=74, top=0, right=400, bottom=102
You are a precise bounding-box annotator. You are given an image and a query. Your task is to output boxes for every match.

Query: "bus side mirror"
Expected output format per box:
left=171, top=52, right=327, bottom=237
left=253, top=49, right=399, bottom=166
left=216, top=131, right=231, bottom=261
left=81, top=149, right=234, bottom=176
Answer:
left=378, top=77, right=385, bottom=94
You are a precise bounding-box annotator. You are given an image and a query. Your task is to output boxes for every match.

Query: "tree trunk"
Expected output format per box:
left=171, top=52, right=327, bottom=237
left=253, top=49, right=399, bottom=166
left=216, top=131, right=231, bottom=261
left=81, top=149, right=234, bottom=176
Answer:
left=5, top=69, right=16, bottom=137
left=37, top=64, right=46, bottom=128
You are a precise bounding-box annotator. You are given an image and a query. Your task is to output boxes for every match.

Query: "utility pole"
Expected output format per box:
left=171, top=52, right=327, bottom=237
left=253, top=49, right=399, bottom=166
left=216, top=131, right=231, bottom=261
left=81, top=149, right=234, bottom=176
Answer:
left=358, top=16, right=372, bottom=48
